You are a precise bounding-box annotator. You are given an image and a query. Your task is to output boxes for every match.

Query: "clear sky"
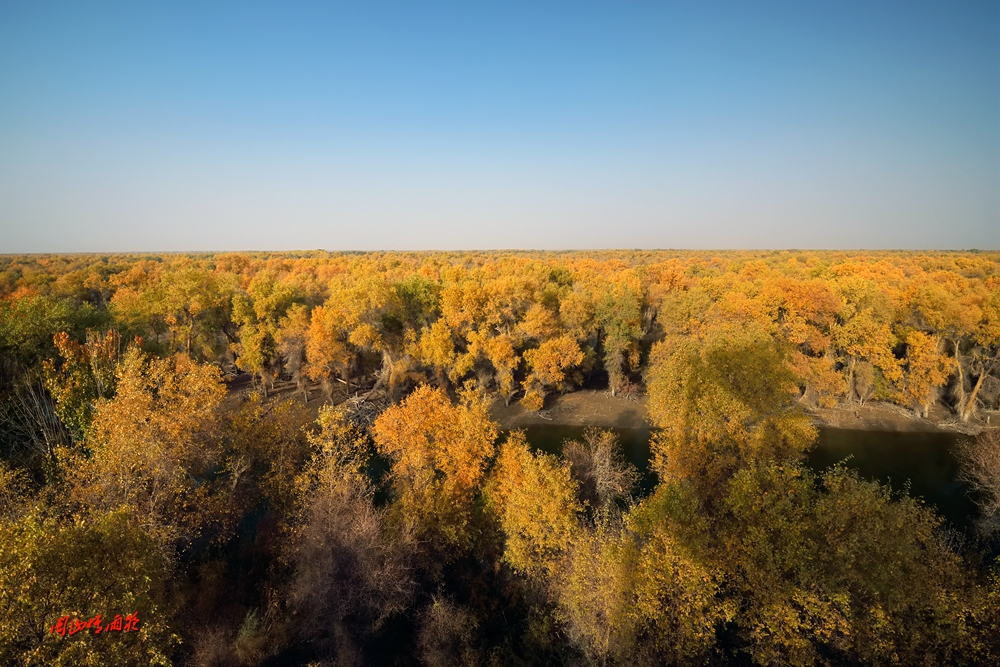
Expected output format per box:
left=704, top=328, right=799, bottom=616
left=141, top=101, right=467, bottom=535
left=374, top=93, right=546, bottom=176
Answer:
left=1, top=1, right=997, bottom=252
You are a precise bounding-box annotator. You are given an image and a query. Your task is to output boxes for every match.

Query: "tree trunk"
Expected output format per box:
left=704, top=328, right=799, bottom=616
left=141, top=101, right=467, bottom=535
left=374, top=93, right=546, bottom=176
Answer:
left=952, top=339, right=965, bottom=415
left=846, top=356, right=857, bottom=404
left=961, top=372, right=987, bottom=421
left=375, top=348, right=397, bottom=401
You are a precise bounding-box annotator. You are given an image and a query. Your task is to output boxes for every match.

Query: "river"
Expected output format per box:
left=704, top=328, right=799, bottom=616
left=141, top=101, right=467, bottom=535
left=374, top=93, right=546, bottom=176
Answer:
left=518, top=425, right=977, bottom=529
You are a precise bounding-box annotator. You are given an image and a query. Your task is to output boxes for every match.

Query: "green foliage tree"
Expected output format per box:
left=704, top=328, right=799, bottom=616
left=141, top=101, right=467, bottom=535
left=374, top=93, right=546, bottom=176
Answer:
left=595, top=280, right=644, bottom=396
left=231, top=271, right=299, bottom=396
left=711, top=463, right=974, bottom=665
left=0, top=291, right=102, bottom=386
left=42, top=330, right=122, bottom=443
left=0, top=506, right=177, bottom=667
left=110, top=266, right=233, bottom=360
left=646, top=326, right=816, bottom=501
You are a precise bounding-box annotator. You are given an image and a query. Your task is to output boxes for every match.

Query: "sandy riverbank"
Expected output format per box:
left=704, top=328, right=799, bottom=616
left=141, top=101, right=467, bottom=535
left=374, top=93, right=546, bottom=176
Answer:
left=489, top=389, right=649, bottom=429
left=229, top=374, right=992, bottom=437
left=808, top=403, right=989, bottom=436
left=489, top=388, right=992, bottom=436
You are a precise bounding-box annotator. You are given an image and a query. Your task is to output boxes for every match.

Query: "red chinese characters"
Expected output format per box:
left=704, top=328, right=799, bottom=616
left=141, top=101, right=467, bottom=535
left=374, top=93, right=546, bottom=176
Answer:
left=123, top=612, right=140, bottom=632
left=49, top=616, right=68, bottom=637
left=49, top=612, right=139, bottom=637
left=107, top=614, right=123, bottom=632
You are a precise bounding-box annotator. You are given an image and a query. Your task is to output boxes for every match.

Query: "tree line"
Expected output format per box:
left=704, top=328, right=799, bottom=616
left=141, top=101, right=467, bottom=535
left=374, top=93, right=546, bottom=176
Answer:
left=2, top=250, right=999, bottom=419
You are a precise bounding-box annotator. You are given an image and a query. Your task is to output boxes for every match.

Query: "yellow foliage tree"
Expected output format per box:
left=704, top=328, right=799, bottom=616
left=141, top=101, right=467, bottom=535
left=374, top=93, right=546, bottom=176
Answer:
left=417, top=319, right=457, bottom=385
left=372, top=384, right=497, bottom=552
left=68, top=346, right=229, bottom=545
left=0, top=506, right=178, bottom=667
left=304, top=303, right=353, bottom=402
left=901, top=330, right=950, bottom=418
left=521, top=335, right=584, bottom=411
left=486, top=431, right=582, bottom=579
left=833, top=306, right=902, bottom=402
left=645, top=326, right=816, bottom=501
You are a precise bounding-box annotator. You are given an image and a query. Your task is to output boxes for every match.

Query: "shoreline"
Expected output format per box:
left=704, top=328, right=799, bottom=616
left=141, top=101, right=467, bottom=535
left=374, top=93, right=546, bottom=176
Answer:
left=808, top=403, right=989, bottom=436
left=489, top=389, right=650, bottom=430
left=229, top=375, right=993, bottom=437
left=489, top=389, right=992, bottom=436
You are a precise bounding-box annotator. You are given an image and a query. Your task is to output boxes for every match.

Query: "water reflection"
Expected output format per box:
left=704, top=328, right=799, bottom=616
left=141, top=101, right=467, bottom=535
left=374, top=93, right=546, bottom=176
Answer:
left=810, top=428, right=976, bottom=529
left=516, top=425, right=977, bottom=529
left=513, top=425, right=655, bottom=494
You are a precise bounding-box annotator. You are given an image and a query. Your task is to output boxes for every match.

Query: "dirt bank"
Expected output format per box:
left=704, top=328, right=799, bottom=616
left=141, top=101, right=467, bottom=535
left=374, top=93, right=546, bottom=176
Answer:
left=490, top=390, right=650, bottom=430
left=228, top=374, right=992, bottom=437
left=490, top=389, right=993, bottom=436
left=808, top=402, right=989, bottom=436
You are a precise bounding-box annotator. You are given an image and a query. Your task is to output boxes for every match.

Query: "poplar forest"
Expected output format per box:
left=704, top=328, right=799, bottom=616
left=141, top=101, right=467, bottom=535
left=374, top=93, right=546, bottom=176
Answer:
left=2, top=249, right=1000, bottom=667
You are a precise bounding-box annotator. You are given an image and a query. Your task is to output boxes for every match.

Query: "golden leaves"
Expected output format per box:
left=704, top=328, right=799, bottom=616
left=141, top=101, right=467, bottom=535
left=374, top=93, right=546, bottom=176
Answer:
left=485, top=431, right=581, bottom=578
left=373, top=384, right=497, bottom=550
left=71, top=347, right=228, bottom=545
left=521, top=335, right=584, bottom=410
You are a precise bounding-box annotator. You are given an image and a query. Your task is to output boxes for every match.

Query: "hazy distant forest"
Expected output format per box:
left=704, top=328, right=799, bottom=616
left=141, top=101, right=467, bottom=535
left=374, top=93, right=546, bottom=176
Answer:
left=1, top=249, right=999, bottom=666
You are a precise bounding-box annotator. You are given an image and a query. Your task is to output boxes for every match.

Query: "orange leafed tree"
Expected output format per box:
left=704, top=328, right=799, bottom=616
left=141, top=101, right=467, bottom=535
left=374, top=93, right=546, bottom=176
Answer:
left=521, top=335, right=585, bottom=412
left=372, top=384, right=498, bottom=552
left=900, top=330, right=950, bottom=418
left=69, top=346, right=230, bottom=545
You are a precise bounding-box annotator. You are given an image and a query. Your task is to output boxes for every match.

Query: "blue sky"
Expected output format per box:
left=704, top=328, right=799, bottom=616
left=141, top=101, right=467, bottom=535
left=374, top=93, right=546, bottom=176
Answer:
left=1, top=1, right=997, bottom=251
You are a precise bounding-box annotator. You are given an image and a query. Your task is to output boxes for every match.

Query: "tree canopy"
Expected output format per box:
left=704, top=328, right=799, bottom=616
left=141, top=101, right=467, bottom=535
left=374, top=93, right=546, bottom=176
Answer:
left=0, top=249, right=998, bottom=665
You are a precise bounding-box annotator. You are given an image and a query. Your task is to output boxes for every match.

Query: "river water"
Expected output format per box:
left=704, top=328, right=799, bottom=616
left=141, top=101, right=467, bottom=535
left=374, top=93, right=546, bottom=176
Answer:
left=518, top=425, right=977, bottom=529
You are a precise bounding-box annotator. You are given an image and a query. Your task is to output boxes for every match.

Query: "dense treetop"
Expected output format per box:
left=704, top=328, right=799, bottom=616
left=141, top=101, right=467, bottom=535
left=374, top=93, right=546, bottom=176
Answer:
left=0, top=250, right=998, bottom=665
left=2, top=250, right=998, bottom=420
